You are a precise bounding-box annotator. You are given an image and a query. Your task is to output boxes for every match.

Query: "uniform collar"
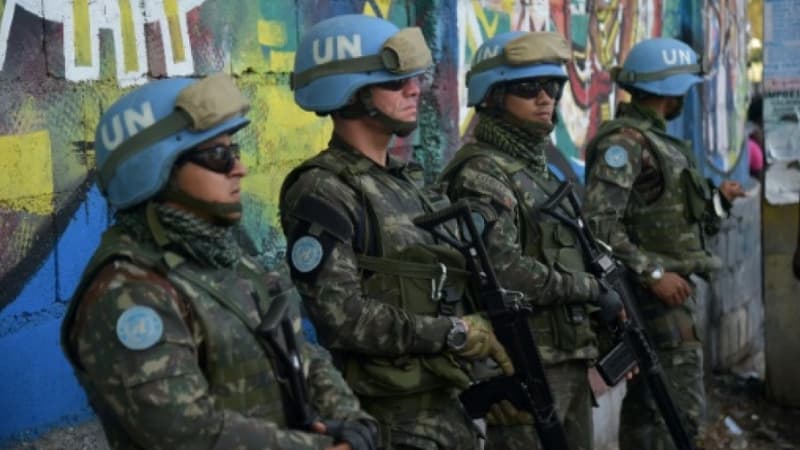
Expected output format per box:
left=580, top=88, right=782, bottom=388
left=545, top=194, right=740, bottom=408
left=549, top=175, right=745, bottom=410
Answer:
left=328, top=133, right=408, bottom=173
left=617, top=101, right=667, bottom=131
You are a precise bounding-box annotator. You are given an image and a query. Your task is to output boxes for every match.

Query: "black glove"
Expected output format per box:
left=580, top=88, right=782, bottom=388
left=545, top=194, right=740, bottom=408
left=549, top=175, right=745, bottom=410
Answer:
left=592, top=280, right=623, bottom=325
left=322, top=419, right=378, bottom=450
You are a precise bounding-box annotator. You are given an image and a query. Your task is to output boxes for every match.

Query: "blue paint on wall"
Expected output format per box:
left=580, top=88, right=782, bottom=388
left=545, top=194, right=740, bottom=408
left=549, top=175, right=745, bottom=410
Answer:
left=0, top=185, right=108, bottom=443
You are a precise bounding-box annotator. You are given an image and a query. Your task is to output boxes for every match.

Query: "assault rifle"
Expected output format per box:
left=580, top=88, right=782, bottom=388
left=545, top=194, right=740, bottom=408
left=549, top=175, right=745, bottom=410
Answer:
left=414, top=201, right=570, bottom=450
left=538, top=181, right=696, bottom=450
left=257, top=296, right=316, bottom=430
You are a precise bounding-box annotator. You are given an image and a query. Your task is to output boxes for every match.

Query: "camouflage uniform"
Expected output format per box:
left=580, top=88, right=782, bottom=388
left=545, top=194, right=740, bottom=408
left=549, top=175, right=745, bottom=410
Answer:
left=584, top=101, right=726, bottom=449
left=62, top=204, right=374, bottom=450
left=441, top=113, right=600, bottom=450
left=280, top=135, right=480, bottom=450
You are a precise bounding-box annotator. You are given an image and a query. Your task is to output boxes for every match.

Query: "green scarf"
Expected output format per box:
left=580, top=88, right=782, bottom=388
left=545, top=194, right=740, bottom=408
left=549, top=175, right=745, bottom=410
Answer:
left=617, top=101, right=667, bottom=131
left=115, top=203, right=242, bottom=269
left=473, top=112, right=553, bottom=177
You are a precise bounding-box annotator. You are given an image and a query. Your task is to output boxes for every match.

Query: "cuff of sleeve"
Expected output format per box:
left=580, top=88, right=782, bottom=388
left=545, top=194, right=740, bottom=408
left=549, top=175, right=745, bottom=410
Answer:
left=410, top=316, right=453, bottom=354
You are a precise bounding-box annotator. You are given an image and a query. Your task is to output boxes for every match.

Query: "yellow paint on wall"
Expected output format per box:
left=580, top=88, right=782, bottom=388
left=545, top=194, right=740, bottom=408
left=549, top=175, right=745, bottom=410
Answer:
left=118, top=0, right=139, bottom=72
left=0, top=130, right=54, bottom=214
left=258, top=20, right=287, bottom=47
left=240, top=83, right=332, bottom=226
left=473, top=0, right=501, bottom=38
left=363, top=0, right=392, bottom=18
left=73, top=0, right=91, bottom=66
left=164, top=0, right=186, bottom=62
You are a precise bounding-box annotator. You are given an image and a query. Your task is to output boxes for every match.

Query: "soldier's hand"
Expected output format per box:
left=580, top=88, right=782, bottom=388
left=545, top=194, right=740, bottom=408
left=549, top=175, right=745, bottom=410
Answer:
left=720, top=180, right=745, bottom=201
left=314, top=420, right=377, bottom=450
left=486, top=400, right=534, bottom=425
left=591, top=281, right=624, bottom=325
left=458, top=315, right=515, bottom=376
left=650, top=272, right=692, bottom=306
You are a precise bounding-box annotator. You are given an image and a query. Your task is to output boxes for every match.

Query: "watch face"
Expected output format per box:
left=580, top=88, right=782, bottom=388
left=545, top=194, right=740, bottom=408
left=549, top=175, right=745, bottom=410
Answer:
left=450, top=331, right=468, bottom=349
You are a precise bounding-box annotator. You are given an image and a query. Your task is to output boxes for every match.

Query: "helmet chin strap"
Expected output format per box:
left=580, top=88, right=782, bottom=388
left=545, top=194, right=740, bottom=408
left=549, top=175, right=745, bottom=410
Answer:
left=341, top=88, right=418, bottom=137
left=159, top=184, right=242, bottom=226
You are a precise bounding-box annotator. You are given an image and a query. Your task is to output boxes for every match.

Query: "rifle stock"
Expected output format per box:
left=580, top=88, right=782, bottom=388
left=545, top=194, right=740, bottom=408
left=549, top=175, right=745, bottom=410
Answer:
left=414, top=201, right=570, bottom=450
left=540, top=181, right=697, bottom=450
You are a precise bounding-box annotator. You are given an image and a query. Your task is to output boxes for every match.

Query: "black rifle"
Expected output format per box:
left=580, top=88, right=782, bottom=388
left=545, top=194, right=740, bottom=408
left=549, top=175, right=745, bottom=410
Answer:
left=539, top=181, right=696, bottom=450
left=257, top=295, right=317, bottom=430
left=414, top=201, right=570, bottom=450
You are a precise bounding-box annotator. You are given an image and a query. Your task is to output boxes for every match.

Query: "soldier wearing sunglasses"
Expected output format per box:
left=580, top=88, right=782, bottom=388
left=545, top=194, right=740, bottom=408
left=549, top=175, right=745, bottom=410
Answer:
left=61, top=74, right=377, bottom=450
left=439, top=31, right=628, bottom=450
left=280, top=14, right=513, bottom=450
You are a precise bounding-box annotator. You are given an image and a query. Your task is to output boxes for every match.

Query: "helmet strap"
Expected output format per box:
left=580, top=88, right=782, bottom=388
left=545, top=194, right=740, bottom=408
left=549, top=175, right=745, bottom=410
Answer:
left=358, top=88, right=419, bottom=137
left=159, top=183, right=242, bottom=226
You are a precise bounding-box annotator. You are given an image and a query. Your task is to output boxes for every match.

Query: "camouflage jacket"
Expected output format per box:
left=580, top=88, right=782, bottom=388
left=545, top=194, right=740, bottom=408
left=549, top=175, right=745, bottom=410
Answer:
left=61, top=208, right=371, bottom=450
left=279, top=134, right=478, bottom=449
left=584, top=102, right=725, bottom=277
left=440, top=114, right=600, bottom=364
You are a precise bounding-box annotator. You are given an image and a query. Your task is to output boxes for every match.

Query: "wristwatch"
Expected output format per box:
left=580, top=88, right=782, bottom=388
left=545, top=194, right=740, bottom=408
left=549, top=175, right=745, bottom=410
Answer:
left=446, top=317, right=468, bottom=351
left=642, top=263, right=664, bottom=286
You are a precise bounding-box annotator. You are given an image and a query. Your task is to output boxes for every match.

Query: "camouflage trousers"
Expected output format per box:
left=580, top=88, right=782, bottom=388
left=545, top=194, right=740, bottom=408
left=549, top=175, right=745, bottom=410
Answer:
left=360, top=392, right=480, bottom=450
left=484, top=360, right=594, bottom=450
left=618, top=342, right=705, bottom=450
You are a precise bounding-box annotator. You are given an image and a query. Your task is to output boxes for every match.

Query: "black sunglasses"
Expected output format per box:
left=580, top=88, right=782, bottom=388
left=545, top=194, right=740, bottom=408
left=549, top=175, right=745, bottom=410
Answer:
left=506, top=78, right=565, bottom=100
left=177, top=143, right=241, bottom=174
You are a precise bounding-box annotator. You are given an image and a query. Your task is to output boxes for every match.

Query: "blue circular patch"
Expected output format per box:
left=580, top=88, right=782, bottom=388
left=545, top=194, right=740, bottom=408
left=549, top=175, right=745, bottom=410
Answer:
left=291, top=236, right=324, bottom=273
left=604, top=145, right=629, bottom=169
left=116, top=306, right=163, bottom=351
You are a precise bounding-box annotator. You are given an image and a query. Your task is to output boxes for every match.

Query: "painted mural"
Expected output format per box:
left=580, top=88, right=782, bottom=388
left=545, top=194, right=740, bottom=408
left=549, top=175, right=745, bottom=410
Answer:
left=0, top=0, right=750, bottom=444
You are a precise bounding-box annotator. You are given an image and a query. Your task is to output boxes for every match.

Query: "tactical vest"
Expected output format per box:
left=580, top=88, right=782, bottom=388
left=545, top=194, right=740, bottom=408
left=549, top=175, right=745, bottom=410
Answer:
left=585, top=117, right=718, bottom=269
left=282, top=148, right=475, bottom=415
left=441, top=143, right=598, bottom=364
left=62, top=227, right=290, bottom=448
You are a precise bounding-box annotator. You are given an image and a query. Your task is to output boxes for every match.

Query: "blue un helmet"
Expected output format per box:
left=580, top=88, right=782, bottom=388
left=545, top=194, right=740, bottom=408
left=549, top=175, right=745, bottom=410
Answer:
left=291, top=14, right=432, bottom=113
left=613, top=38, right=703, bottom=97
left=467, top=31, right=570, bottom=107
left=95, top=74, right=250, bottom=210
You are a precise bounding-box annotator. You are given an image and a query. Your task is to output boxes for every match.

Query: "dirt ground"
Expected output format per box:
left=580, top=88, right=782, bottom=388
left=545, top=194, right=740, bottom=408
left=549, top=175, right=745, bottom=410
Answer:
left=700, top=372, right=800, bottom=450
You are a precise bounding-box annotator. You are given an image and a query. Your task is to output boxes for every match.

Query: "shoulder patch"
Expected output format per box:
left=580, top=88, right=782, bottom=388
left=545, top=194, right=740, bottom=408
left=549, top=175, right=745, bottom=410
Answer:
left=290, top=236, right=324, bottom=273
left=604, top=145, right=629, bottom=169
left=116, top=305, right=164, bottom=350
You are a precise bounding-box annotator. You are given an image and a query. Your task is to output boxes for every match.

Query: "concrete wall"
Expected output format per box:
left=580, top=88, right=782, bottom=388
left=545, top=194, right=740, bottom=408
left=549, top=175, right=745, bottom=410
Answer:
left=0, top=0, right=754, bottom=446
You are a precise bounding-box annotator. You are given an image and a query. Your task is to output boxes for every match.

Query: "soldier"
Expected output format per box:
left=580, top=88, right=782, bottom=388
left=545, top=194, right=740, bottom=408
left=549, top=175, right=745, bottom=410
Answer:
left=61, top=74, right=378, bottom=450
left=280, top=14, right=513, bottom=450
left=439, top=31, right=624, bottom=450
left=583, top=38, right=745, bottom=449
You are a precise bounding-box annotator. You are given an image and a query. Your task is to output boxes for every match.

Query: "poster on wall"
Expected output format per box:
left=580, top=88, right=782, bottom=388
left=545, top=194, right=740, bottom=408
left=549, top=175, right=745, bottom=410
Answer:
left=763, top=0, right=800, bottom=205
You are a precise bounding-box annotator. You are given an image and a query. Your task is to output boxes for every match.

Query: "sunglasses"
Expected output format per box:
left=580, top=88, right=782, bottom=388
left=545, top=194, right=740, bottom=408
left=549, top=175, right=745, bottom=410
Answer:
left=177, top=143, right=241, bottom=174
left=506, top=78, right=564, bottom=100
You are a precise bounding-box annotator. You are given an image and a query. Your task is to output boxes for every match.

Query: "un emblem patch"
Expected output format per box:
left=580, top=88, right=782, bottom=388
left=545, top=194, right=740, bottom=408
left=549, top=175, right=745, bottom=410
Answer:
left=604, top=145, right=629, bottom=169
left=291, top=236, right=324, bottom=273
left=116, top=306, right=164, bottom=351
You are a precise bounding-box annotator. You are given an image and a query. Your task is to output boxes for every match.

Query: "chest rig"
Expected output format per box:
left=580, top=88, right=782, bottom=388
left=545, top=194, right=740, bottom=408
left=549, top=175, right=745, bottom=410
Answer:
left=282, top=145, right=477, bottom=414
left=587, top=117, right=718, bottom=268
left=62, top=226, right=299, bottom=447
left=442, top=143, right=598, bottom=363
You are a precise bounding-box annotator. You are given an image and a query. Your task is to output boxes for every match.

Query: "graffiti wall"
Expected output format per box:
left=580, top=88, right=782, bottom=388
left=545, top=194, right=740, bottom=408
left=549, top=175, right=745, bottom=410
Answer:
left=0, top=0, right=750, bottom=444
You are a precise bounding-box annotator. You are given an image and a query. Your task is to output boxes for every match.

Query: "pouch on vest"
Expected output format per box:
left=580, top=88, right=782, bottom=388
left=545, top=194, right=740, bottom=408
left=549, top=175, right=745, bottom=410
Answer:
left=681, top=168, right=711, bottom=223
left=343, top=243, right=475, bottom=397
